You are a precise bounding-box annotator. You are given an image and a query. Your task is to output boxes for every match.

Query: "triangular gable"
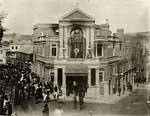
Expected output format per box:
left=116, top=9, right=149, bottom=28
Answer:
left=59, top=8, right=95, bottom=22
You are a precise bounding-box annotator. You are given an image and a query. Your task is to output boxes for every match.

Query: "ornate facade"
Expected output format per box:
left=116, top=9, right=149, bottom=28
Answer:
left=32, top=8, right=137, bottom=98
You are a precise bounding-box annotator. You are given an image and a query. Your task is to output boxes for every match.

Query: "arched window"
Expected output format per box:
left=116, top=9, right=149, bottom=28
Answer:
left=70, top=27, right=83, bottom=39
left=69, top=27, right=85, bottom=58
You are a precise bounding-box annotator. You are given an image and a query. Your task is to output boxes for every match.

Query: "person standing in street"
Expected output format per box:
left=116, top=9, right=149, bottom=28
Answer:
left=54, top=85, right=58, bottom=101
left=42, top=103, right=49, bottom=116
left=123, top=85, right=125, bottom=94
left=118, top=87, right=121, bottom=96
left=6, top=101, right=12, bottom=115
left=79, top=91, right=84, bottom=110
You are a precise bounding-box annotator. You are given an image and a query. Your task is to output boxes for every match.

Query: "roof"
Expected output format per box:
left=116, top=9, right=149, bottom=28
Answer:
left=59, top=8, right=95, bottom=22
left=18, top=44, right=33, bottom=54
left=33, top=23, right=59, bottom=30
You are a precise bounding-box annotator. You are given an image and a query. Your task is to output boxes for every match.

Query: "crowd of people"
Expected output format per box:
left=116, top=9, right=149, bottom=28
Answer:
left=0, top=63, right=65, bottom=115
left=0, top=62, right=89, bottom=116
left=0, top=64, right=14, bottom=115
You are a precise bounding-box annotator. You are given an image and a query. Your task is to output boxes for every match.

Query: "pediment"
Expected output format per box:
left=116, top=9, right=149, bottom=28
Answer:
left=59, top=8, right=95, bottom=22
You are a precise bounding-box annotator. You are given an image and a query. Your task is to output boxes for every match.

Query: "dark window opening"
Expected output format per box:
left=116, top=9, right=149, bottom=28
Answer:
left=58, top=68, right=63, bottom=86
left=52, top=48, right=56, bottom=56
left=97, top=44, right=102, bottom=56
left=91, top=68, right=96, bottom=86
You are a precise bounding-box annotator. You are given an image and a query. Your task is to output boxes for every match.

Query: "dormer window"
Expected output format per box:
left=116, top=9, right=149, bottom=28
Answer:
left=96, top=29, right=101, bottom=36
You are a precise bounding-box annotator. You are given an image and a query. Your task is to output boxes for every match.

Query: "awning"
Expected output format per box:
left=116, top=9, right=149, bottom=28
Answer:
left=65, top=64, right=88, bottom=74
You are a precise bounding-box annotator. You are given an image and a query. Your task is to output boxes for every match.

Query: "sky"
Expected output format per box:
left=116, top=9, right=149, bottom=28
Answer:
left=0, top=0, right=149, bottom=34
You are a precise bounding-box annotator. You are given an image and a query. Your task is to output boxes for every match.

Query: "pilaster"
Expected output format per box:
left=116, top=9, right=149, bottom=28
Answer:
left=90, top=26, right=95, bottom=58
left=62, top=66, right=66, bottom=96
left=86, top=27, right=90, bottom=56
left=54, top=66, right=58, bottom=85
left=88, top=67, right=91, bottom=87
left=59, top=26, right=63, bottom=58
left=96, top=67, right=99, bottom=87
left=64, top=26, right=68, bottom=58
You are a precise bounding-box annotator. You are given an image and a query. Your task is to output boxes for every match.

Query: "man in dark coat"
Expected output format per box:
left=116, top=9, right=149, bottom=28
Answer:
left=79, top=91, right=84, bottom=110
left=42, top=103, right=49, bottom=116
left=6, top=101, right=12, bottom=115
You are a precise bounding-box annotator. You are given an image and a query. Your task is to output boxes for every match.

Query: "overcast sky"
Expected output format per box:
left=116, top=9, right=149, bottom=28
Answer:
left=0, top=0, right=149, bottom=34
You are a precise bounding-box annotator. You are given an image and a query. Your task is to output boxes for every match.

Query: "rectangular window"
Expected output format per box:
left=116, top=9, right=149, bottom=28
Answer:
left=52, top=48, right=56, bottom=56
left=12, top=46, right=14, bottom=49
left=58, top=68, right=63, bottom=86
left=51, top=44, right=57, bottom=57
left=16, top=46, right=18, bottom=49
left=97, top=44, right=103, bottom=56
left=99, top=71, right=104, bottom=82
left=91, top=68, right=96, bottom=86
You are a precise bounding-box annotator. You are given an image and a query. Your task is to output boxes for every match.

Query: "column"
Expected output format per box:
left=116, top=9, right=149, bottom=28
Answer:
left=88, top=68, right=91, bottom=87
left=54, top=67, right=58, bottom=85
left=86, top=27, right=90, bottom=56
left=62, top=67, right=66, bottom=87
left=59, top=26, right=63, bottom=58
left=64, top=26, right=68, bottom=58
left=96, top=67, right=99, bottom=87
left=91, top=26, right=95, bottom=58
left=62, top=67, right=66, bottom=96
left=96, top=42, right=97, bottom=57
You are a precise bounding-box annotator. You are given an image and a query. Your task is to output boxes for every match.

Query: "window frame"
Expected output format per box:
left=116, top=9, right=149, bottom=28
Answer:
left=99, top=71, right=104, bottom=82
left=51, top=44, right=57, bottom=57
left=96, top=43, right=103, bottom=57
left=91, top=68, right=96, bottom=86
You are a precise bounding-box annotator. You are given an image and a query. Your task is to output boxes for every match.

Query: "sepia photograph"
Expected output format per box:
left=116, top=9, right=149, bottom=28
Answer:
left=0, top=0, right=150, bottom=116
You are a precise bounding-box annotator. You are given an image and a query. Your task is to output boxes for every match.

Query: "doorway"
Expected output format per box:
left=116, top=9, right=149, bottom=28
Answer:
left=66, top=75, right=88, bottom=96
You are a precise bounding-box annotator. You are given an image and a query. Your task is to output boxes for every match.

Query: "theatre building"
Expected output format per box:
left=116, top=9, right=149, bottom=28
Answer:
left=32, top=8, right=135, bottom=98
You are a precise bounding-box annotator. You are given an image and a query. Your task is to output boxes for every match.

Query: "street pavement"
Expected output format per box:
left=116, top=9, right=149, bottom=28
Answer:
left=14, top=84, right=149, bottom=116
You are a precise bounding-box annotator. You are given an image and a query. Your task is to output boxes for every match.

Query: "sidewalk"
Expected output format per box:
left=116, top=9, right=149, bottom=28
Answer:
left=65, top=84, right=143, bottom=104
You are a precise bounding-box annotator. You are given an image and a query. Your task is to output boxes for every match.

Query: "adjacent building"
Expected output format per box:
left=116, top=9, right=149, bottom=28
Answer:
left=8, top=41, right=33, bottom=69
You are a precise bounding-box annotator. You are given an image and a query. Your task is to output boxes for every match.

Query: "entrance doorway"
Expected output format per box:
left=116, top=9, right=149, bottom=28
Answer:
left=66, top=75, right=88, bottom=96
